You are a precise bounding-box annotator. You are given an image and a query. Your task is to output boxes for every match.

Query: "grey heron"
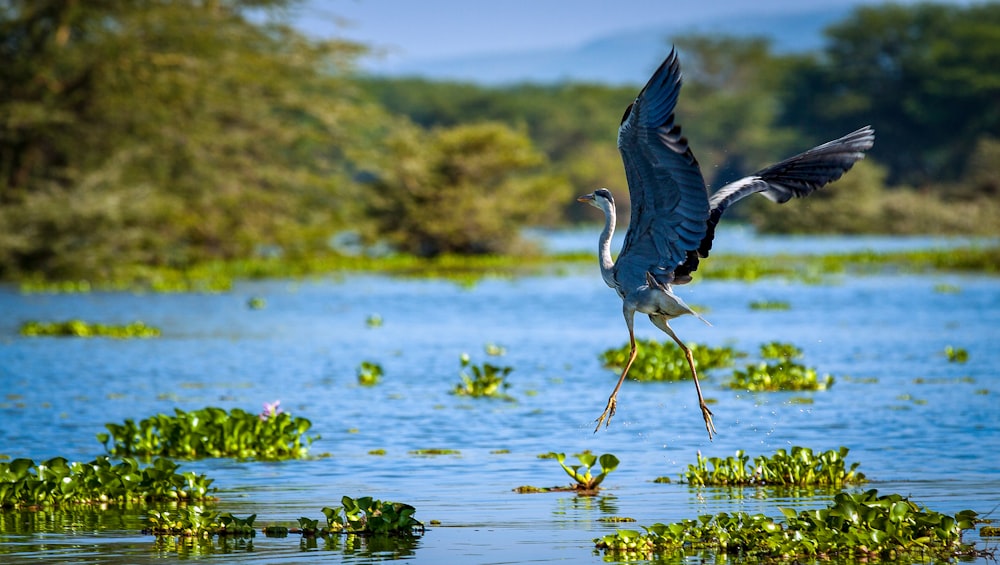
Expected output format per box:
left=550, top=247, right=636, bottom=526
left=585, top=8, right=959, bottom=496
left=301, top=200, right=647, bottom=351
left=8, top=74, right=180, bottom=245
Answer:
left=578, top=48, right=875, bottom=440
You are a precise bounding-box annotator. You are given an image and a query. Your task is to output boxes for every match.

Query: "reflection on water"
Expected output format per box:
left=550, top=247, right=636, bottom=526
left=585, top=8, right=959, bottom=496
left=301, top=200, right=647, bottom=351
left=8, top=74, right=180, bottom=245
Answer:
left=1, top=242, right=998, bottom=563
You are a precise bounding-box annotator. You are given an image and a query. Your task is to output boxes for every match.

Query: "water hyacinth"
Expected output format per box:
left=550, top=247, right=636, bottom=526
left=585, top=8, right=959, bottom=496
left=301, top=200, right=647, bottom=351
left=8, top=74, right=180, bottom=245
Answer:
left=452, top=353, right=514, bottom=400
left=259, top=400, right=282, bottom=421
left=682, top=446, right=866, bottom=487
left=20, top=319, right=161, bottom=338
left=99, top=405, right=318, bottom=460
left=600, top=339, right=741, bottom=382
left=146, top=507, right=256, bottom=538
left=595, top=490, right=981, bottom=562
left=514, top=452, right=620, bottom=494
left=728, top=342, right=833, bottom=392
left=0, top=456, right=214, bottom=509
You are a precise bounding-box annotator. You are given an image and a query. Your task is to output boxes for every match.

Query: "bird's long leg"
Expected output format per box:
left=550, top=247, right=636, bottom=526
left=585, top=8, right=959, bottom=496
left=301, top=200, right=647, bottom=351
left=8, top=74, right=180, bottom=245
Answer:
left=595, top=306, right=637, bottom=432
left=650, top=315, right=717, bottom=441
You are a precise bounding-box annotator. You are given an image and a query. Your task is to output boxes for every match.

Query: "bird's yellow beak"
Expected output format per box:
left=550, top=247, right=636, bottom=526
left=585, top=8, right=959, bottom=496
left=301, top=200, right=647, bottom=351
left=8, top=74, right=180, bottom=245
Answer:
left=577, top=193, right=594, bottom=203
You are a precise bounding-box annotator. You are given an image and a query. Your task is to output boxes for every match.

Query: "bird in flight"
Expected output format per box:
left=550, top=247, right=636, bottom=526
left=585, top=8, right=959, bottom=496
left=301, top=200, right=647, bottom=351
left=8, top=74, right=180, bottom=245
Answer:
left=578, top=48, right=874, bottom=440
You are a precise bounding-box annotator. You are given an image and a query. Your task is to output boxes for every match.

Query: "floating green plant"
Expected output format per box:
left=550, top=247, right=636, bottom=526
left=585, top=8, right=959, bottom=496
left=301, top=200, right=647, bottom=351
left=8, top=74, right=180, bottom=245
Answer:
left=146, top=507, right=255, bottom=538
left=599, top=339, right=741, bottom=382
left=595, top=490, right=982, bottom=562
left=0, top=456, right=214, bottom=509
left=20, top=319, right=161, bottom=338
left=99, top=404, right=318, bottom=460
left=945, top=346, right=969, bottom=363
left=598, top=516, right=636, bottom=523
left=365, top=314, right=383, bottom=328
left=748, top=300, right=791, bottom=310
left=292, top=496, right=423, bottom=537
left=933, top=283, right=962, bottom=294
left=408, top=449, right=460, bottom=456
left=728, top=342, right=833, bottom=391
left=452, top=353, right=514, bottom=400
left=484, top=342, right=506, bottom=356
left=682, top=446, right=866, bottom=487
left=323, top=496, right=423, bottom=536
left=515, top=452, right=620, bottom=494
left=247, top=297, right=266, bottom=309
left=356, top=361, right=384, bottom=386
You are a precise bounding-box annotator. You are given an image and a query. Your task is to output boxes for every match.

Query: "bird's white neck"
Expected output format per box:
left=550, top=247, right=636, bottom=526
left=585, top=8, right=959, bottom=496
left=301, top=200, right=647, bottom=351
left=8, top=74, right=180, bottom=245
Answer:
left=598, top=199, right=617, bottom=288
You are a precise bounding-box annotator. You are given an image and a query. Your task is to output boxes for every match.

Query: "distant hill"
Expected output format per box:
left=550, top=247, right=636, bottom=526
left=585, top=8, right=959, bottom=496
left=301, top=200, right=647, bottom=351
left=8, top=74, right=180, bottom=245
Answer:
left=357, top=7, right=846, bottom=85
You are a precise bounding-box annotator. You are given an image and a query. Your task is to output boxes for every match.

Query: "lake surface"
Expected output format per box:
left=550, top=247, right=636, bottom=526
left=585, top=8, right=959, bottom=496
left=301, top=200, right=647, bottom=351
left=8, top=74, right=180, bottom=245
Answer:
left=1, top=233, right=998, bottom=564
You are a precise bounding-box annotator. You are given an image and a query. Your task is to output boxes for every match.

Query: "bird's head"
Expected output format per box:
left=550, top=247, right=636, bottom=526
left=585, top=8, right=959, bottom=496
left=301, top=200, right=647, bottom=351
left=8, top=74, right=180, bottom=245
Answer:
left=577, top=188, right=614, bottom=210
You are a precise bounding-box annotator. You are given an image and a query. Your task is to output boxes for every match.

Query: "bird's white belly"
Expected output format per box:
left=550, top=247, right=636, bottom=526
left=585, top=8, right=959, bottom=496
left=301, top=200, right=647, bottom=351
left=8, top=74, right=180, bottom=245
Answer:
left=632, top=287, right=693, bottom=319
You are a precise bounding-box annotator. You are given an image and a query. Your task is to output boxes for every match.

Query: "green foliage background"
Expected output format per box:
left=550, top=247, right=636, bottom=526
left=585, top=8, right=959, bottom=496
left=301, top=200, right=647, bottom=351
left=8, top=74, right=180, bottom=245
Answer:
left=2, top=1, right=998, bottom=281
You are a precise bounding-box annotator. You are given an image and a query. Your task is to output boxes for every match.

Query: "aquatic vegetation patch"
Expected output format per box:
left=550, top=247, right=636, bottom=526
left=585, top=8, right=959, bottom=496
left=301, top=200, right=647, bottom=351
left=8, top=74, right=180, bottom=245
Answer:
left=945, top=346, right=969, bottom=363
left=452, top=353, right=514, bottom=400
left=290, top=496, right=423, bottom=537
left=600, top=340, right=741, bottom=382
left=408, top=449, right=460, bottom=456
left=0, top=456, right=214, bottom=509
left=20, top=319, right=160, bottom=338
left=322, top=496, right=423, bottom=536
left=728, top=342, right=833, bottom=391
left=595, top=490, right=983, bottom=562
left=682, top=446, right=866, bottom=487
left=356, top=361, right=384, bottom=386
left=99, top=405, right=318, bottom=460
left=748, top=300, right=791, bottom=310
left=515, top=452, right=619, bottom=494
left=146, top=507, right=255, bottom=538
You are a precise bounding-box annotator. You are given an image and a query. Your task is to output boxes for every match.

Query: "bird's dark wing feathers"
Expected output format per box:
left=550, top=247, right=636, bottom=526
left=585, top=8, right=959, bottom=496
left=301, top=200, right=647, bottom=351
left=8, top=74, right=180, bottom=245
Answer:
left=614, top=48, right=709, bottom=290
left=672, top=125, right=876, bottom=280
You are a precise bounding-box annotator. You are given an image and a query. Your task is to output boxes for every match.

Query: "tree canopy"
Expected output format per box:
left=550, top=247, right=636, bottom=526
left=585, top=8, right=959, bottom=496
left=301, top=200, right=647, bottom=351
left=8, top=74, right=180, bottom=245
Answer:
left=1, top=1, right=998, bottom=282
left=0, top=0, right=373, bottom=278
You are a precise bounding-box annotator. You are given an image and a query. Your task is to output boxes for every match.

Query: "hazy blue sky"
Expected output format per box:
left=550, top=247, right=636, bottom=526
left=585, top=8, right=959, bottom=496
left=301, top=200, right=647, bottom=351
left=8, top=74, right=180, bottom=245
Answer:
left=292, top=0, right=969, bottom=62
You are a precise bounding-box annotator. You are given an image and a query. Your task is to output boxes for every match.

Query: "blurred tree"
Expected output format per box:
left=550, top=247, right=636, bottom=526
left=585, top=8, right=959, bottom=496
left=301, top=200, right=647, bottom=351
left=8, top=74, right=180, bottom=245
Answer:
left=778, top=3, right=1000, bottom=187
left=673, top=35, right=804, bottom=194
left=0, top=0, right=375, bottom=278
left=363, top=122, right=569, bottom=256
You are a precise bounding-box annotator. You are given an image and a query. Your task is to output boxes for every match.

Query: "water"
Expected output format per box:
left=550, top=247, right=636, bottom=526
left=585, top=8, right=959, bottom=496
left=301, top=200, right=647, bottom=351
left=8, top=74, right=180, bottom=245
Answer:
left=528, top=225, right=1000, bottom=255
left=1, top=237, right=999, bottom=563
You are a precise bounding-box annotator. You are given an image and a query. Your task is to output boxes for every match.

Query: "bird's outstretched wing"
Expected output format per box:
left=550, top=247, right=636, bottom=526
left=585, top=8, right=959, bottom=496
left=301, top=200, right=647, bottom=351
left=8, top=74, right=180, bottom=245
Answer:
left=614, top=48, right=709, bottom=290
left=670, top=126, right=874, bottom=280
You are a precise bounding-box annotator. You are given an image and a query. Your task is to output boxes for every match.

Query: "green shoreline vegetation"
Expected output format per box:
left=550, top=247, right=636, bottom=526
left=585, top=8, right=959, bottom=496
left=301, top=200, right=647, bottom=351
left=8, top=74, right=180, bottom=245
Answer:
left=3, top=2, right=999, bottom=294
left=11, top=244, right=1000, bottom=294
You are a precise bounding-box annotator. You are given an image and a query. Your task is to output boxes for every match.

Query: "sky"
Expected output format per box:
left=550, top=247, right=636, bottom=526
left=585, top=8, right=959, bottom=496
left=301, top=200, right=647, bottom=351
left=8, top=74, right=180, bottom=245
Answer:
left=288, top=0, right=973, bottom=68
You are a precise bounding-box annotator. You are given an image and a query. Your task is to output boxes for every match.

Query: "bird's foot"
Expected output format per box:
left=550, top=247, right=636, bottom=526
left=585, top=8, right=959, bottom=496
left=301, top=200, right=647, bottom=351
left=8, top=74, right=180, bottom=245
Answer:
left=700, top=402, right=717, bottom=441
left=593, top=396, right=617, bottom=433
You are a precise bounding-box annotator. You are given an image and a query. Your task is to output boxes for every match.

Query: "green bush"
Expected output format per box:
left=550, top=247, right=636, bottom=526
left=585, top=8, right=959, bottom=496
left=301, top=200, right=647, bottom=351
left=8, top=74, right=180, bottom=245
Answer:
left=0, top=456, right=214, bottom=509
left=682, top=446, right=866, bottom=487
left=362, top=122, right=569, bottom=257
left=599, top=340, right=740, bottom=382
left=596, top=490, right=981, bottom=562
left=99, top=405, right=318, bottom=460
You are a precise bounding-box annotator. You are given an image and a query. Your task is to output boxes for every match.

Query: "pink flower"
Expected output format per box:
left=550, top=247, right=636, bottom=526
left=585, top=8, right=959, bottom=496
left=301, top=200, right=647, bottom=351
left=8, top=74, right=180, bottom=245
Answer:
left=260, top=400, right=282, bottom=421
